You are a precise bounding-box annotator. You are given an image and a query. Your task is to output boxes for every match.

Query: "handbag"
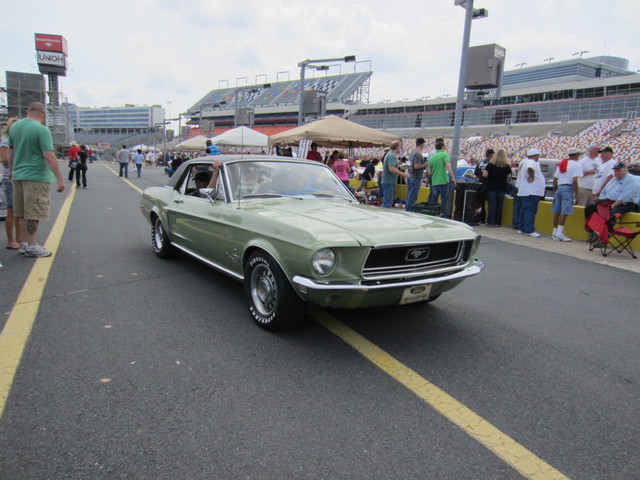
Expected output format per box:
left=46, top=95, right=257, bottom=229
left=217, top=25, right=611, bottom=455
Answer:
left=69, top=160, right=78, bottom=169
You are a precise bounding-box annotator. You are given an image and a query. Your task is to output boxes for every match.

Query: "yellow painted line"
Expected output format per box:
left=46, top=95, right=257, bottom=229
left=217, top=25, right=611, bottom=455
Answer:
left=311, top=307, right=571, bottom=480
left=104, top=164, right=143, bottom=194
left=0, top=186, right=77, bottom=418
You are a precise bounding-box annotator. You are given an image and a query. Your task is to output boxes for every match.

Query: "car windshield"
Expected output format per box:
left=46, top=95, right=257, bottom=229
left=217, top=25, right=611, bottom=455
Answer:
left=225, top=160, right=354, bottom=201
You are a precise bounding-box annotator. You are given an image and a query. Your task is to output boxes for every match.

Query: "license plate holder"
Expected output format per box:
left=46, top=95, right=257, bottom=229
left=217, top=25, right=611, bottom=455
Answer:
left=399, top=284, right=433, bottom=304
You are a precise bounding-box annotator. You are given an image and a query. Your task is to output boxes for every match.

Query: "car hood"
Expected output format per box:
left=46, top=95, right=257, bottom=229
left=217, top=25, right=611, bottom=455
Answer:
left=240, top=198, right=477, bottom=247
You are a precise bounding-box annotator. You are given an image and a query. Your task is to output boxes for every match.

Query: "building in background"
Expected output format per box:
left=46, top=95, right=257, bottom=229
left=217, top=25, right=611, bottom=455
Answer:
left=68, top=104, right=166, bottom=147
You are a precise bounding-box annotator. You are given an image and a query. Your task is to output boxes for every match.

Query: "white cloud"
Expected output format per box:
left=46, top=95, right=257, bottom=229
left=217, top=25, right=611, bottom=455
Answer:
left=1, top=0, right=637, bottom=128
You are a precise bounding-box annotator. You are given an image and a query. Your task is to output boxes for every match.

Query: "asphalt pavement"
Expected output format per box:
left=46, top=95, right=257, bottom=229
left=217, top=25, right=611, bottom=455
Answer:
left=0, top=161, right=638, bottom=480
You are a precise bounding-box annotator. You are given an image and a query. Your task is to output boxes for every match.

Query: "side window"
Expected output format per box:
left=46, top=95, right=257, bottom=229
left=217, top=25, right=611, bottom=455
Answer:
left=178, top=164, right=215, bottom=197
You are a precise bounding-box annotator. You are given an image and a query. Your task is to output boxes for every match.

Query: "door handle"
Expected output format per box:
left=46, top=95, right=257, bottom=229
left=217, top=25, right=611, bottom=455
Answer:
left=174, top=199, right=184, bottom=204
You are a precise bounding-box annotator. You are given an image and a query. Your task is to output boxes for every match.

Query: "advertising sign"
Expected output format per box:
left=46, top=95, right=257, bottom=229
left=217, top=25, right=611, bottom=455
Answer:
left=37, top=51, right=66, bottom=68
left=34, top=33, right=68, bottom=56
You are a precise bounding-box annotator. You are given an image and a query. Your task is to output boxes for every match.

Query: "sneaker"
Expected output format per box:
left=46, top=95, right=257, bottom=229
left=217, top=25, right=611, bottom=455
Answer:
left=517, top=230, right=524, bottom=235
left=524, top=232, right=541, bottom=238
left=24, top=244, right=52, bottom=257
left=18, top=242, right=28, bottom=254
left=556, top=233, right=572, bottom=242
left=551, top=234, right=560, bottom=241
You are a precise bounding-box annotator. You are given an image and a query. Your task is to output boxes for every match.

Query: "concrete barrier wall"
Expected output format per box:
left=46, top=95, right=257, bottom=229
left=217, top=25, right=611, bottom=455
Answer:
left=372, top=182, right=640, bottom=249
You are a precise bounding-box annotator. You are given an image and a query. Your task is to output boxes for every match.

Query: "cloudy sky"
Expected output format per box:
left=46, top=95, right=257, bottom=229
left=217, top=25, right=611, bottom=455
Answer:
left=3, top=0, right=639, bottom=126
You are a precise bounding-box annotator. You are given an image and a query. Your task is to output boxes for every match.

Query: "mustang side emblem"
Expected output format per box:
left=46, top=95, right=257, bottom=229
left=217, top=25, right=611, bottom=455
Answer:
left=406, top=247, right=430, bottom=261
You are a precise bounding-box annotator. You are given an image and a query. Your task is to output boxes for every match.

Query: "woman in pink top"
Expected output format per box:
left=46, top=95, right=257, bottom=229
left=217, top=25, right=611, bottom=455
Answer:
left=333, top=151, right=351, bottom=187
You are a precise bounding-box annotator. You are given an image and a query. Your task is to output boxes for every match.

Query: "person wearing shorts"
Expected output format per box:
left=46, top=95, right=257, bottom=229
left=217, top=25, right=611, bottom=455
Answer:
left=1, top=124, right=23, bottom=249
left=550, top=148, right=582, bottom=242
left=8, top=102, right=65, bottom=257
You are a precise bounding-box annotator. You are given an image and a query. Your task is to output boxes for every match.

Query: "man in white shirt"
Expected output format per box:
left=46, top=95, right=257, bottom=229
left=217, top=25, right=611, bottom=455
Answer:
left=516, top=148, right=546, bottom=237
left=551, top=148, right=582, bottom=241
left=592, top=147, right=616, bottom=198
left=577, top=145, right=601, bottom=206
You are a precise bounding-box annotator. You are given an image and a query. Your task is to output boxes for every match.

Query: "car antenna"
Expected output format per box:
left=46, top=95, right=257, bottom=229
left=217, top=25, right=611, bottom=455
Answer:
left=238, top=127, right=245, bottom=208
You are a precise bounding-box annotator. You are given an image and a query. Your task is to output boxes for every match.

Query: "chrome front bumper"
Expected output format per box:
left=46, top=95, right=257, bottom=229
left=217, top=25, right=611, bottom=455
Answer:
left=292, top=261, right=485, bottom=292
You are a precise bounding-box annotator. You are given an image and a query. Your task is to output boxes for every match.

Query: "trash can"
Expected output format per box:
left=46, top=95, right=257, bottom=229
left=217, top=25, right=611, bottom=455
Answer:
left=454, top=182, right=483, bottom=225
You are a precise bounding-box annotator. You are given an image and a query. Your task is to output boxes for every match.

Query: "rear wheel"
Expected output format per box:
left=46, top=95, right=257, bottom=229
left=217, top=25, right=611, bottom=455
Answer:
left=244, top=251, right=305, bottom=330
left=151, top=216, right=179, bottom=259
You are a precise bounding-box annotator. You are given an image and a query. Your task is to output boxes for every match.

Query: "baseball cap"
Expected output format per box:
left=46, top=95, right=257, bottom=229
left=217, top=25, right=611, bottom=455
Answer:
left=527, top=148, right=540, bottom=157
left=599, top=147, right=613, bottom=153
left=70, top=141, right=77, bottom=146
left=567, top=147, right=583, bottom=155
left=612, top=162, right=627, bottom=170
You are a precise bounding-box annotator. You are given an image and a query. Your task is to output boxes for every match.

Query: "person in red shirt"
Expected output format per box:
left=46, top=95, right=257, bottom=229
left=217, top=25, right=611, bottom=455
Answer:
left=67, top=141, right=80, bottom=181
left=306, top=143, right=323, bottom=162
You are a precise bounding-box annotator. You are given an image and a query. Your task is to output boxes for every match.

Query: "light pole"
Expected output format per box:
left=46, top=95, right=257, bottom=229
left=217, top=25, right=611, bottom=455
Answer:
left=297, top=55, right=356, bottom=125
left=450, top=0, right=488, bottom=218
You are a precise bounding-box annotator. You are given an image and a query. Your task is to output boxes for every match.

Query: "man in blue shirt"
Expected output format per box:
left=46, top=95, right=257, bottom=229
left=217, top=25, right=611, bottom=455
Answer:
left=585, top=162, right=640, bottom=219
left=205, top=139, right=221, bottom=156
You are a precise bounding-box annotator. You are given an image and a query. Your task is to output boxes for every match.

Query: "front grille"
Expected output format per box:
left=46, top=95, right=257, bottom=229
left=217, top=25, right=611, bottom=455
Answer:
left=362, top=240, right=473, bottom=279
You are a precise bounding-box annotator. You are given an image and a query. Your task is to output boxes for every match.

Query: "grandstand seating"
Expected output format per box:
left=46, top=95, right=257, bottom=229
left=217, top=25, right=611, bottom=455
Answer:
left=188, top=72, right=372, bottom=114
left=157, top=118, right=640, bottom=167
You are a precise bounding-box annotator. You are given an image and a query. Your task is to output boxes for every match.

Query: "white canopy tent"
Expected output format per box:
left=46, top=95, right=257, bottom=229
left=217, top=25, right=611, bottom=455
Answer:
left=174, top=135, right=209, bottom=150
left=211, top=126, right=268, bottom=147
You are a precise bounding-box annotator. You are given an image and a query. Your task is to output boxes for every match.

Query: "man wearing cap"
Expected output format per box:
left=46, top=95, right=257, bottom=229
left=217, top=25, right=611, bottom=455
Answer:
left=8, top=102, right=65, bottom=257
left=577, top=145, right=601, bottom=206
left=585, top=162, right=640, bottom=219
left=592, top=147, right=616, bottom=199
left=550, top=148, right=582, bottom=241
left=516, top=148, right=545, bottom=237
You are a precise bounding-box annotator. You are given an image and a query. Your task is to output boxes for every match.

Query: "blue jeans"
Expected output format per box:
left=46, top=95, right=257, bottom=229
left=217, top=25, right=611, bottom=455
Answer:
left=136, top=164, right=142, bottom=177
left=486, top=189, right=506, bottom=225
left=427, top=183, right=449, bottom=215
left=518, top=195, right=542, bottom=234
left=511, top=187, right=520, bottom=228
left=119, top=163, right=128, bottom=178
left=405, top=177, right=421, bottom=211
left=380, top=183, right=395, bottom=208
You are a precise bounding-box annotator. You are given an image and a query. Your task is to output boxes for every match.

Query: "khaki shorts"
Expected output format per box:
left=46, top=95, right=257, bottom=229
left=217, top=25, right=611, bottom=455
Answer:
left=577, top=186, right=594, bottom=207
left=13, top=180, right=51, bottom=220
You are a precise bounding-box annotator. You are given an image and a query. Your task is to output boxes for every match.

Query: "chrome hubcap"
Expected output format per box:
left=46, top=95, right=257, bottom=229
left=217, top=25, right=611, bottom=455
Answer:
left=251, top=264, right=276, bottom=316
left=154, top=220, right=164, bottom=249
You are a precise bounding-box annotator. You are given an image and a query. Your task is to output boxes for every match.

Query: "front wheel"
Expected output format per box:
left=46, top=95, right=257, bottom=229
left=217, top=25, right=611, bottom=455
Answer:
left=152, top=216, right=179, bottom=259
left=244, top=252, right=305, bottom=330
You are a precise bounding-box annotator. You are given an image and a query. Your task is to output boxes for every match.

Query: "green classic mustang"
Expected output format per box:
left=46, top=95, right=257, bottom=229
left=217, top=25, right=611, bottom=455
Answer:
left=140, top=156, right=484, bottom=330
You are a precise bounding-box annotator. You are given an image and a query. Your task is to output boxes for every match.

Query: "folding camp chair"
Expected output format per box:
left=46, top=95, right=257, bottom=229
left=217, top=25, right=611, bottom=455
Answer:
left=585, top=200, right=640, bottom=258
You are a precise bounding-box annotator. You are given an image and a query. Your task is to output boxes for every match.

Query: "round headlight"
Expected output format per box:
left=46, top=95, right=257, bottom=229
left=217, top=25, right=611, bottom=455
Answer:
left=311, top=248, right=336, bottom=276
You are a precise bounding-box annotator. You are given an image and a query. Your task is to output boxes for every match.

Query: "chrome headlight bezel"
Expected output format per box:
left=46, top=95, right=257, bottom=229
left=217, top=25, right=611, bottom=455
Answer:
left=311, top=248, right=337, bottom=277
